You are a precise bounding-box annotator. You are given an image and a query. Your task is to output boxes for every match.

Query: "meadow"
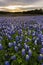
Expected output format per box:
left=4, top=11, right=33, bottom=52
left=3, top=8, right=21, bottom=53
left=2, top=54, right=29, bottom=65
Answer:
left=0, top=15, right=43, bottom=65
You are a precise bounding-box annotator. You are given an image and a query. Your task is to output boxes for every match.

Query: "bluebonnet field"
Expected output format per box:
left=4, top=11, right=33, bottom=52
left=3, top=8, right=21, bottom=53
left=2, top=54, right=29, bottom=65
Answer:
left=0, top=16, right=43, bottom=65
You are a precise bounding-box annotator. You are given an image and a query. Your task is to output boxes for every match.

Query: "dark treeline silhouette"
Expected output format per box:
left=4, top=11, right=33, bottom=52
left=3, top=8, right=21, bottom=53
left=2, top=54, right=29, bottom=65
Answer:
left=23, top=9, right=43, bottom=14
left=0, top=9, right=43, bottom=16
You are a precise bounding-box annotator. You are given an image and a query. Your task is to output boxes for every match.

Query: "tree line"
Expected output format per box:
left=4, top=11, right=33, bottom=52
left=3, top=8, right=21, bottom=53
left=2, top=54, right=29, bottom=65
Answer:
left=0, top=9, right=43, bottom=16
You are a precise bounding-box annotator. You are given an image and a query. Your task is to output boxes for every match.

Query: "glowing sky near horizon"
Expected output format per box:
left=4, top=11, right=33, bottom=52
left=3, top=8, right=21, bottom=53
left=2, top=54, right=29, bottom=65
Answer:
left=0, top=0, right=43, bottom=12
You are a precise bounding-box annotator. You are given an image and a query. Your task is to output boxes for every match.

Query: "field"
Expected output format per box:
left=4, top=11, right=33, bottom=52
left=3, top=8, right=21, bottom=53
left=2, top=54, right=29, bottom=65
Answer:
left=0, top=15, right=43, bottom=65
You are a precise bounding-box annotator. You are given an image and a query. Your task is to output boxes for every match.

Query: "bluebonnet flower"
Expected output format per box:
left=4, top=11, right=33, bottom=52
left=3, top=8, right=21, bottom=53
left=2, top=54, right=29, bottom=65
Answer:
left=5, top=61, right=10, bottom=65
left=22, top=48, right=26, bottom=56
left=14, top=46, right=18, bottom=52
left=15, top=36, right=19, bottom=41
left=11, top=55, right=16, bottom=60
left=42, top=42, right=43, bottom=46
left=13, top=41, right=16, bottom=46
left=8, top=42, right=13, bottom=48
left=40, top=48, right=43, bottom=54
left=28, top=49, right=32, bottom=57
left=25, top=55, right=30, bottom=61
left=0, top=43, right=3, bottom=50
left=0, top=36, right=3, bottom=41
left=24, top=44, right=28, bottom=51
left=41, top=63, right=43, bottom=65
left=18, top=43, right=22, bottom=49
left=34, top=40, right=37, bottom=45
left=38, top=54, right=43, bottom=61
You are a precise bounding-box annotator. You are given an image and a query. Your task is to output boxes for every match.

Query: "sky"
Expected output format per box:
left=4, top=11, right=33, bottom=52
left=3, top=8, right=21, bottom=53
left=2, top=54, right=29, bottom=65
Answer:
left=0, top=0, right=43, bottom=12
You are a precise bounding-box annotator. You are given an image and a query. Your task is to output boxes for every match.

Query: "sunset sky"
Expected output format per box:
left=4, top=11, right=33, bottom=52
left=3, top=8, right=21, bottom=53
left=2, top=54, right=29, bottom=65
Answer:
left=0, top=0, right=43, bottom=12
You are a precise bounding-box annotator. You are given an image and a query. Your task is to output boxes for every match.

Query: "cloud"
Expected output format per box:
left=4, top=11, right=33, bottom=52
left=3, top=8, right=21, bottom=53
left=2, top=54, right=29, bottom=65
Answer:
left=0, top=0, right=43, bottom=12
left=0, top=0, right=43, bottom=7
left=32, top=0, right=43, bottom=7
left=0, top=0, right=40, bottom=6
